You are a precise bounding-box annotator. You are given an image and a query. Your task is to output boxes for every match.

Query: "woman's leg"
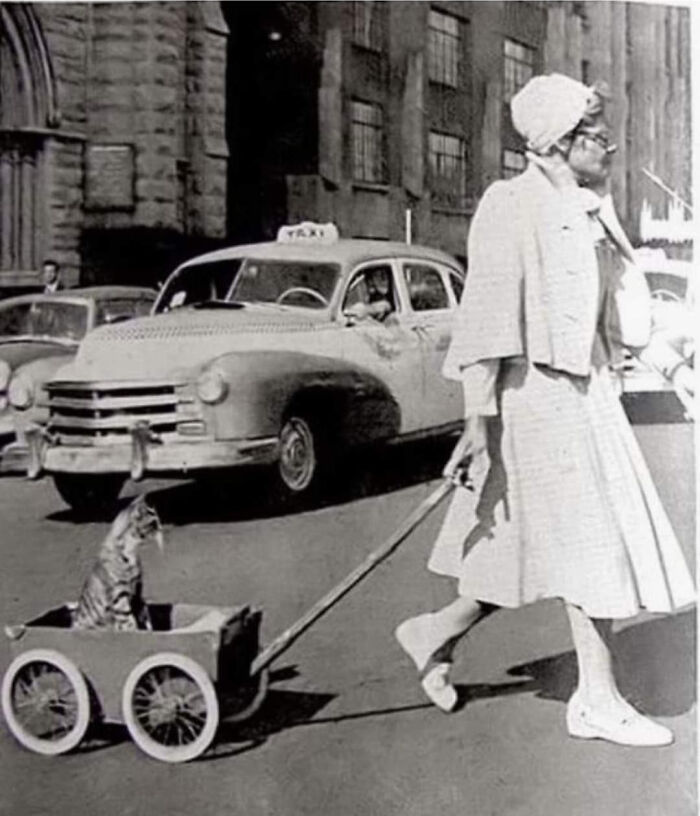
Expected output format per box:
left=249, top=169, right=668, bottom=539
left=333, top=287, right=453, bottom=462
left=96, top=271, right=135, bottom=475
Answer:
left=395, top=596, right=495, bottom=711
left=565, top=603, right=673, bottom=746
left=566, top=604, right=622, bottom=710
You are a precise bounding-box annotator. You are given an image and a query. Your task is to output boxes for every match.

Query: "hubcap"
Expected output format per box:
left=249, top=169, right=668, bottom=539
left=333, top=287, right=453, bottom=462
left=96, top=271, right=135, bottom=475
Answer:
left=279, top=417, right=315, bottom=492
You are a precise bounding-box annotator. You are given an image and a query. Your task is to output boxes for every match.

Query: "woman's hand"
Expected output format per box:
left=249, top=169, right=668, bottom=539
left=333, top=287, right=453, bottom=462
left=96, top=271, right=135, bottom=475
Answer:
left=443, top=416, right=488, bottom=483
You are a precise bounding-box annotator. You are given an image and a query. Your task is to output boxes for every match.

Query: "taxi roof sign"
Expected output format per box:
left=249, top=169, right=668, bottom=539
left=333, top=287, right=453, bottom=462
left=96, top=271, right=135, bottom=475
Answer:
left=277, top=222, right=339, bottom=244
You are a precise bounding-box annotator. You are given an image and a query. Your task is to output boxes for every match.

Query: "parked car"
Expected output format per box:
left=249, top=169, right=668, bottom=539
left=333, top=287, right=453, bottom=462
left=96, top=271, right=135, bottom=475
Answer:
left=28, top=225, right=466, bottom=511
left=621, top=249, right=694, bottom=401
left=0, top=287, right=156, bottom=472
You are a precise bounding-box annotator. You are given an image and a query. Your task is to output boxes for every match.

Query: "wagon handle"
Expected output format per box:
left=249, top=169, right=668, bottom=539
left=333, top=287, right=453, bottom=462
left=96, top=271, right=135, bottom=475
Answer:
left=250, top=477, right=456, bottom=677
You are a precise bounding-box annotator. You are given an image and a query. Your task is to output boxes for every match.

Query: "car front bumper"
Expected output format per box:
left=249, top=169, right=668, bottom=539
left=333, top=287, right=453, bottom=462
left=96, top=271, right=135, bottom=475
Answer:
left=26, top=424, right=279, bottom=480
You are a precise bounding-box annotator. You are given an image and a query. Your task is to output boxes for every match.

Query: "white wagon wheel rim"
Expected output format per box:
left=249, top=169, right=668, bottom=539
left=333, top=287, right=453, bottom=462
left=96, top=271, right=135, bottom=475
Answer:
left=279, top=416, right=316, bottom=492
left=1, top=648, right=91, bottom=755
left=122, top=652, right=219, bottom=763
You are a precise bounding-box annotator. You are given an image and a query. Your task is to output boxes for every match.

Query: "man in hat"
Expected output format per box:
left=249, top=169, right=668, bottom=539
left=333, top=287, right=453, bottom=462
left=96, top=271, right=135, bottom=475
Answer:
left=395, top=74, right=694, bottom=747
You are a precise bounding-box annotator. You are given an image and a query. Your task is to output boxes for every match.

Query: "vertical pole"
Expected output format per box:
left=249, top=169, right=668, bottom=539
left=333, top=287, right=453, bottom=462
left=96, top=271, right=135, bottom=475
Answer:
left=405, top=208, right=412, bottom=244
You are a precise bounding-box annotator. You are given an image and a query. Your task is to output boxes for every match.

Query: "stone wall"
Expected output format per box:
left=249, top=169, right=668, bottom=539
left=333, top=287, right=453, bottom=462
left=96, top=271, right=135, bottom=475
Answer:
left=2, top=2, right=229, bottom=288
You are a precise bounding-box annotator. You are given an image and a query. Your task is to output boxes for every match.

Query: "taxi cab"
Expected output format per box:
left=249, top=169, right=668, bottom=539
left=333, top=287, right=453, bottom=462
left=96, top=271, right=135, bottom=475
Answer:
left=29, top=224, right=466, bottom=511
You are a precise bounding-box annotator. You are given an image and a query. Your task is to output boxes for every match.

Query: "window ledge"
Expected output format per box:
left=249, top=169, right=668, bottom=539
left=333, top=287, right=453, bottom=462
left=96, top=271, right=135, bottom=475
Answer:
left=431, top=205, right=475, bottom=217
left=428, top=78, right=460, bottom=91
left=352, top=181, right=390, bottom=194
left=351, top=42, right=384, bottom=55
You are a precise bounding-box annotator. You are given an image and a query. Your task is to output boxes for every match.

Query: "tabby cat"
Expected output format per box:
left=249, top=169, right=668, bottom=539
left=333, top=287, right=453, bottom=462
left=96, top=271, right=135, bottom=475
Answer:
left=72, top=495, right=163, bottom=631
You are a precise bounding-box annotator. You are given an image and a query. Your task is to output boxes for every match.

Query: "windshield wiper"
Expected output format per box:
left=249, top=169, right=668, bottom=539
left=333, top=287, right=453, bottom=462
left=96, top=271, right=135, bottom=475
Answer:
left=188, top=300, right=246, bottom=310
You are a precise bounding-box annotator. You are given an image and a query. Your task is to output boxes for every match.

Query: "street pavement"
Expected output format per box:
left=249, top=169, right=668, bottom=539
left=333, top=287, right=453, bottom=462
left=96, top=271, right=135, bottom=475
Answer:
left=0, top=422, right=695, bottom=816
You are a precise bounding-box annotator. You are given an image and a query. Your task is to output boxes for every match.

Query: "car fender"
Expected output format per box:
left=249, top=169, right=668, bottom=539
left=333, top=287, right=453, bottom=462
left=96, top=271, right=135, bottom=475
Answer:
left=202, top=350, right=401, bottom=444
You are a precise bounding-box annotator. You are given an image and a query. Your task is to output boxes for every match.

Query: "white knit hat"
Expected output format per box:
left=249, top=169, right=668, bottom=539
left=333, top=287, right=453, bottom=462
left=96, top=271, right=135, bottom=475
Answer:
left=511, top=73, right=596, bottom=154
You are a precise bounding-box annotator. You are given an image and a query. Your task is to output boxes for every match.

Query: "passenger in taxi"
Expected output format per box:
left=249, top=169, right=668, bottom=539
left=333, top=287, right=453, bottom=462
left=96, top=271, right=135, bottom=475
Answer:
left=344, top=266, right=395, bottom=322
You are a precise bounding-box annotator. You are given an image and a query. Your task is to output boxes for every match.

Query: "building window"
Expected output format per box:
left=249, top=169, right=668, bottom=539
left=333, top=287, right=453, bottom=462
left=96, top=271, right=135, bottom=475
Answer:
left=428, top=9, right=460, bottom=87
left=429, top=131, right=467, bottom=206
left=502, top=149, right=526, bottom=179
left=0, top=135, right=43, bottom=273
left=352, top=2, right=386, bottom=52
left=351, top=100, right=385, bottom=183
left=504, top=38, right=535, bottom=101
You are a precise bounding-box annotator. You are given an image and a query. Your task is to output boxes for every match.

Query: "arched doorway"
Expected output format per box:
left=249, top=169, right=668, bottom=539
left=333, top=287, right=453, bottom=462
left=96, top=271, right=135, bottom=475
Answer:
left=0, top=3, right=57, bottom=285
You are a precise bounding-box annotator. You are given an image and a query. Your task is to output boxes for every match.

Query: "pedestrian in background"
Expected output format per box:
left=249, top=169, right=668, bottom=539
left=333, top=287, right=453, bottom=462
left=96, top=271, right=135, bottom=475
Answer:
left=395, top=74, right=695, bottom=747
left=42, top=258, right=62, bottom=294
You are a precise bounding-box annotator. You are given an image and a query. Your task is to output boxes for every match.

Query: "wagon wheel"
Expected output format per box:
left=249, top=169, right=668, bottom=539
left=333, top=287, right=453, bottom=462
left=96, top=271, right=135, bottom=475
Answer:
left=121, top=653, right=219, bottom=763
left=222, top=668, right=270, bottom=724
left=1, top=649, right=91, bottom=755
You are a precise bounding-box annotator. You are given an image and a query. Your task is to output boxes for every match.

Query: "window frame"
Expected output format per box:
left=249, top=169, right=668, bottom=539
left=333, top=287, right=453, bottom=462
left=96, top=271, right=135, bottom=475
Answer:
left=351, top=1, right=387, bottom=52
left=428, top=130, right=468, bottom=209
left=503, top=37, right=536, bottom=103
left=427, top=8, right=461, bottom=88
left=350, top=99, right=387, bottom=185
left=401, top=261, right=453, bottom=314
left=341, top=261, right=402, bottom=317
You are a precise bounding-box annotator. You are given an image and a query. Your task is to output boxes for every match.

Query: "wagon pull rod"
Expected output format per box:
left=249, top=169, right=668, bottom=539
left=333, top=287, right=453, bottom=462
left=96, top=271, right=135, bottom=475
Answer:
left=249, top=477, right=456, bottom=677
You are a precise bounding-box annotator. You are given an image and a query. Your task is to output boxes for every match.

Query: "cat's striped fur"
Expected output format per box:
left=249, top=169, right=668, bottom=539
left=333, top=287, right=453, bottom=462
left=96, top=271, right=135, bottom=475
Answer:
left=72, top=495, right=163, bottom=631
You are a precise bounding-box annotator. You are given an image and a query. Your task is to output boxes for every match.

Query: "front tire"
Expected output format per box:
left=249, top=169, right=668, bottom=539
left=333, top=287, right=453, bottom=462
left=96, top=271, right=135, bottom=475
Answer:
left=277, top=415, right=318, bottom=494
left=53, top=473, right=125, bottom=515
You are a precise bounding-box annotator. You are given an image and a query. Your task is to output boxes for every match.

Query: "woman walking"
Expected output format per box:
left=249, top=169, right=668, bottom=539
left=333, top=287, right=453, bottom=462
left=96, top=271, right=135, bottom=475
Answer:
left=395, top=74, right=695, bottom=747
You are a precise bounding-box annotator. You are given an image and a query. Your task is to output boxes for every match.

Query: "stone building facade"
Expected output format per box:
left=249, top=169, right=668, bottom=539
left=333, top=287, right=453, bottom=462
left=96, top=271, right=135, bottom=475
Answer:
left=225, top=1, right=690, bottom=261
left=224, top=1, right=548, bottom=263
left=0, top=1, right=228, bottom=290
left=0, top=2, right=691, bottom=289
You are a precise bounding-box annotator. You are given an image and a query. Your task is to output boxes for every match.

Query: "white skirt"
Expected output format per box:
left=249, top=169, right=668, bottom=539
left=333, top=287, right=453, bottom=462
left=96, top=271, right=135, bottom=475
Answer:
left=428, top=358, right=696, bottom=619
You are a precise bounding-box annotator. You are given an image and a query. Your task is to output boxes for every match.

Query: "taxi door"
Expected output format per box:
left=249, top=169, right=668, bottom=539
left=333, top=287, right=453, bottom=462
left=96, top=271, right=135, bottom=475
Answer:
left=396, top=259, right=464, bottom=428
left=338, top=261, right=425, bottom=434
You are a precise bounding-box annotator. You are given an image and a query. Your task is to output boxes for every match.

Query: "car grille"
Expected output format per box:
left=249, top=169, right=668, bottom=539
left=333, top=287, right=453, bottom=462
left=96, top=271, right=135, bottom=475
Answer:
left=47, top=381, right=185, bottom=443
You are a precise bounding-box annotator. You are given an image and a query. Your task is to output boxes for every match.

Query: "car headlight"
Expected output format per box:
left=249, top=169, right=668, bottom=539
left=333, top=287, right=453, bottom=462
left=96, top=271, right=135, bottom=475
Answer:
left=8, top=373, right=34, bottom=410
left=196, top=368, right=228, bottom=405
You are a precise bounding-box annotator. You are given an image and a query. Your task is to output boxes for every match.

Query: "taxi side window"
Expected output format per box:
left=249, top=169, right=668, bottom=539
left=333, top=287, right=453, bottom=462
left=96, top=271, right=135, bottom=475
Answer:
left=403, top=264, right=450, bottom=311
left=342, top=264, right=397, bottom=315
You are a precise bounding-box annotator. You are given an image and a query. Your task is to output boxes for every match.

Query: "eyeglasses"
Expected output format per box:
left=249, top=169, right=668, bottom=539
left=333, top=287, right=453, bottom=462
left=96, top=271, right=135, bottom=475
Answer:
left=576, top=131, right=618, bottom=154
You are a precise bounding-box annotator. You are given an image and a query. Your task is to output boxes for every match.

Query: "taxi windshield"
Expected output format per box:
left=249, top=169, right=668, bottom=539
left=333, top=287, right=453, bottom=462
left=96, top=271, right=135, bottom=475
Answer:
left=155, top=260, right=244, bottom=313
left=0, top=300, right=89, bottom=343
left=230, top=260, right=340, bottom=309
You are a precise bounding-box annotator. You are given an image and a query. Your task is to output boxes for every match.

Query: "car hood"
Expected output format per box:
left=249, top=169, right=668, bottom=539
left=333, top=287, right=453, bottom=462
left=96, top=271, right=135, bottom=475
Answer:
left=0, top=340, right=76, bottom=371
left=54, top=305, right=331, bottom=382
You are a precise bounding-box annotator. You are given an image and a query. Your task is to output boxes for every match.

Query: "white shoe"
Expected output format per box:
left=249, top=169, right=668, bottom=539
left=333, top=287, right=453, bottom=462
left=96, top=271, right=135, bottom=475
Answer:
left=421, top=663, right=458, bottom=713
left=566, top=692, right=674, bottom=747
